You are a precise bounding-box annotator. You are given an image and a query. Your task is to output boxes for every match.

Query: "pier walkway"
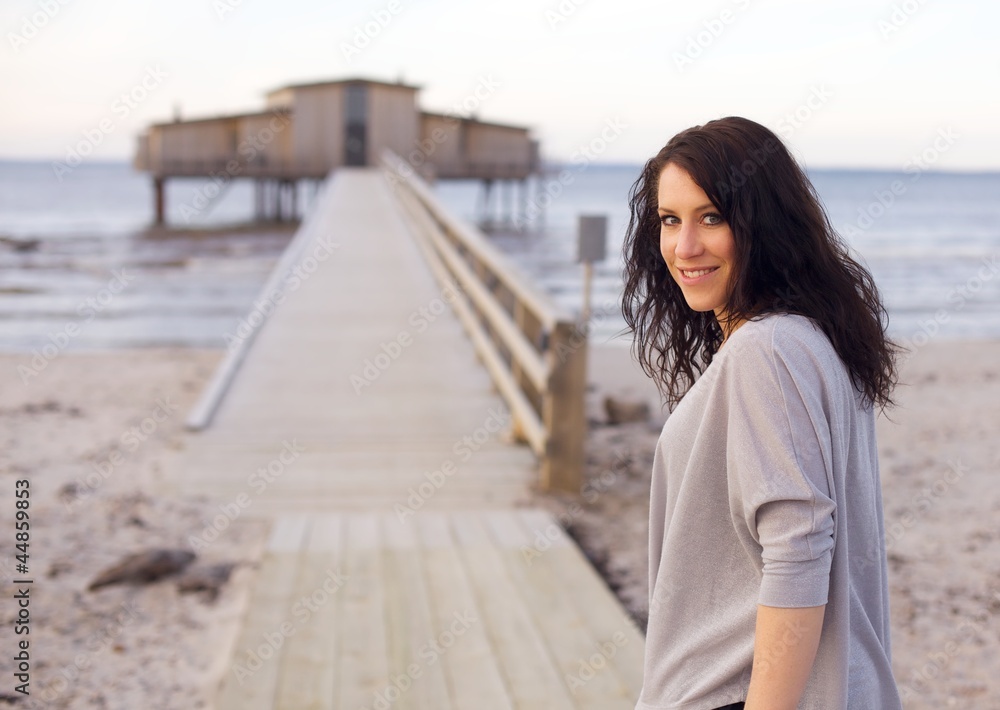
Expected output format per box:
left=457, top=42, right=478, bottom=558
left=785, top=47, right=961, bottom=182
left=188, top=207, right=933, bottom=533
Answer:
left=163, top=167, right=645, bottom=708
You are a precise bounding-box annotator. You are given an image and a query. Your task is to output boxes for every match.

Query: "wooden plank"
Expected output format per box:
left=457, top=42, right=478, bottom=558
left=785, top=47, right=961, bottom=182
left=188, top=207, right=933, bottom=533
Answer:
left=516, top=509, right=645, bottom=699
left=338, top=513, right=389, bottom=709
left=381, top=514, right=452, bottom=709
left=484, top=511, right=636, bottom=709
left=450, top=511, right=575, bottom=710
left=216, top=516, right=309, bottom=709
left=273, top=515, right=345, bottom=710
left=414, top=513, right=513, bottom=710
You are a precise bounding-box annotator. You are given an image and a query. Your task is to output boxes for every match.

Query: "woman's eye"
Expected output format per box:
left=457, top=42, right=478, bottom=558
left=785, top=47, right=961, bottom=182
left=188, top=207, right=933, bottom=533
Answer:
left=703, top=212, right=724, bottom=226
left=659, top=214, right=678, bottom=226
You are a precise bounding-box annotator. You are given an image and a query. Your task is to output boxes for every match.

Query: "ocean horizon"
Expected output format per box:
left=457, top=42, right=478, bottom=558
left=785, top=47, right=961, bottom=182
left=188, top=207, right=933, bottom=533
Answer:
left=1, top=159, right=998, bottom=352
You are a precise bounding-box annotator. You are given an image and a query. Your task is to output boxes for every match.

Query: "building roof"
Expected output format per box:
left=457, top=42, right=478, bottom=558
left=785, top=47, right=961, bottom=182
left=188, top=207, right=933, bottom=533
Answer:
left=420, top=111, right=532, bottom=133
left=265, top=76, right=421, bottom=97
left=149, top=107, right=291, bottom=129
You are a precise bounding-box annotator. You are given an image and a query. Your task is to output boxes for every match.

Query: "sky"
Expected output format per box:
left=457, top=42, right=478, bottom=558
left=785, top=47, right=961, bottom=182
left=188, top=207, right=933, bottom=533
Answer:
left=1, top=0, right=998, bottom=170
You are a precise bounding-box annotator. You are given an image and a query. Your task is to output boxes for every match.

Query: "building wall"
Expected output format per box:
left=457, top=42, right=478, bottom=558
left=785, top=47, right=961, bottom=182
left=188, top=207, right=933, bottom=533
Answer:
left=418, top=114, right=465, bottom=176
left=465, top=123, right=533, bottom=175
left=136, top=79, right=537, bottom=180
left=416, top=116, right=534, bottom=178
left=153, top=118, right=238, bottom=172
left=288, top=85, right=345, bottom=173
left=237, top=111, right=296, bottom=174
left=265, top=88, right=295, bottom=110
left=366, top=85, right=420, bottom=166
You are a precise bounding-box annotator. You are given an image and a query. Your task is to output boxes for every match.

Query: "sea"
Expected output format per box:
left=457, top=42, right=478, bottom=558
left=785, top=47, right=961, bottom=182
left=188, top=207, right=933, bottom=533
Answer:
left=1, top=160, right=998, bottom=353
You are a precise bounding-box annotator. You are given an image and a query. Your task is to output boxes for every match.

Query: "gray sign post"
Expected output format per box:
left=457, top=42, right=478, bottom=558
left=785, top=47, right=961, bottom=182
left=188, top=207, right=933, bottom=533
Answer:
left=577, top=215, right=607, bottom=323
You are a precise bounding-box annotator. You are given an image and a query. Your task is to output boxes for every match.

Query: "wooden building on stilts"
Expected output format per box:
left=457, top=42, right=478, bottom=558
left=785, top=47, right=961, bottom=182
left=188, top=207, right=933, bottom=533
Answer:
left=133, top=77, right=542, bottom=227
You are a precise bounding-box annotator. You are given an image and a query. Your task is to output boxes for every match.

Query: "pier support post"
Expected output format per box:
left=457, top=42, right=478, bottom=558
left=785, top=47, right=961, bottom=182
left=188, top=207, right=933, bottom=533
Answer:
left=542, top=320, right=588, bottom=493
left=153, top=177, right=165, bottom=225
left=477, top=178, right=495, bottom=226
left=503, top=179, right=513, bottom=227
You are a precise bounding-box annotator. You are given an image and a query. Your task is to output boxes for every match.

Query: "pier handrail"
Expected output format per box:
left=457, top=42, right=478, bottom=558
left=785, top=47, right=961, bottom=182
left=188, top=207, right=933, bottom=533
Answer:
left=381, top=149, right=587, bottom=493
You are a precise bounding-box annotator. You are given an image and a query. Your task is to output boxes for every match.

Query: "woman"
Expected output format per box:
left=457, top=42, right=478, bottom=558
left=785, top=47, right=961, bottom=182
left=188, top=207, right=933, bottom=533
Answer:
left=622, top=117, right=904, bottom=710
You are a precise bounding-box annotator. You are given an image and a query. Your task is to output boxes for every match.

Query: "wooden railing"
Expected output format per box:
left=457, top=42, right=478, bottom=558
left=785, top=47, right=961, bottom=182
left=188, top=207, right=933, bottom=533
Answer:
left=381, top=149, right=588, bottom=493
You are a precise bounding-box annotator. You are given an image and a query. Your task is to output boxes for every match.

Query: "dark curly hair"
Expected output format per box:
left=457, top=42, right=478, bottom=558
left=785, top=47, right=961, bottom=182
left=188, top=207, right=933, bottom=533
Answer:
left=621, top=116, right=902, bottom=412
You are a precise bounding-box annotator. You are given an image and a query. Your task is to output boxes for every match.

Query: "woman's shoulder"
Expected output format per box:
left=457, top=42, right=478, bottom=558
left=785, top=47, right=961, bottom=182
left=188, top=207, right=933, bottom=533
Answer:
left=721, top=311, right=841, bottom=377
left=724, top=311, right=823, bottom=349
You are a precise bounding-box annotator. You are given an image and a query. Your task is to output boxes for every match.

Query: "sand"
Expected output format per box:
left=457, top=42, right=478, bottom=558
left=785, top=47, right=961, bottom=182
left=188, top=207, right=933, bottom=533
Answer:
left=0, top=339, right=997, bottom=708
left=0, top=348, right=267, bottom=709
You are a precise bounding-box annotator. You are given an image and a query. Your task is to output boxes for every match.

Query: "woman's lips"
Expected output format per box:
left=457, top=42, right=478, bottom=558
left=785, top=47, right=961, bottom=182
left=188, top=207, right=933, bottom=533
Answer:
left=677, top=266, right=719, bottom=284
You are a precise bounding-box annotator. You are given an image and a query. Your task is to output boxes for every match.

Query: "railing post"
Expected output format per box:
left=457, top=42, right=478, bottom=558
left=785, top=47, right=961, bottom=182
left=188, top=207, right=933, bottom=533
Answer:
left=542, top=320, right=588, bottom=493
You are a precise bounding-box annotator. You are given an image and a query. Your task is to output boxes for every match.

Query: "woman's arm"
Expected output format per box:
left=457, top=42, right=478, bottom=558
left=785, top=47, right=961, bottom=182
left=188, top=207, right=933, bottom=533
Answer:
left=744, top=603, right=826, bottom=710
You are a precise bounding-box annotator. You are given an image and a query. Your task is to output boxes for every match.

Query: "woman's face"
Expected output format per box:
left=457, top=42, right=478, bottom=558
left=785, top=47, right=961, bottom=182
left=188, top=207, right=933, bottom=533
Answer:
left=657, top=162, right=737, bottom=321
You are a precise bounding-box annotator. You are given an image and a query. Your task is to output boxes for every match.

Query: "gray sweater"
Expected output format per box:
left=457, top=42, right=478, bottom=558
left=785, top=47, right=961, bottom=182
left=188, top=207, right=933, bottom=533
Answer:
left=635, top=312, right=902, bottom=710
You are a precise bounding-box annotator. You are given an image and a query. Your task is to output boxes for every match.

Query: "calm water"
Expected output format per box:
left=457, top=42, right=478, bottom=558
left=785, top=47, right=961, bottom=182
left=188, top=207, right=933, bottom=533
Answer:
left=434, top=166, right=1000, bottom=347
left=0, top=160, right=998, bottom=352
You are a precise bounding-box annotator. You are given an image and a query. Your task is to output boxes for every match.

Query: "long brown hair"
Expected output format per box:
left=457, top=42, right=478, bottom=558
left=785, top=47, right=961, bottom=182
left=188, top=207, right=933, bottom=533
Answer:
left=621, top=116, right=902, bottom=411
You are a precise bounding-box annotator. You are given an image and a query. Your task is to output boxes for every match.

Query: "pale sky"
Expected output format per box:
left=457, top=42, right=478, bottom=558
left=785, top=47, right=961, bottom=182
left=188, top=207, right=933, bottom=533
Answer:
left=1, top=0, right=998, bottom=169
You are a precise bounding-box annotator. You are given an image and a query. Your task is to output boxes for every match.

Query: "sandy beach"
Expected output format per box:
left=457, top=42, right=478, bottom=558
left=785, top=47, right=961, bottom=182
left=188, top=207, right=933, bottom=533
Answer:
left=0, top=348, right=267, bottom=709
left=1, top=339, right=998, bottom=708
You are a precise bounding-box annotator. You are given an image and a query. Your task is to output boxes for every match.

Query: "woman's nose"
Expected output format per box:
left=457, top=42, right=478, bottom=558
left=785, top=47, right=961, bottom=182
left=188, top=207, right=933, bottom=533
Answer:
left=673, top=224, right=703, bottom=261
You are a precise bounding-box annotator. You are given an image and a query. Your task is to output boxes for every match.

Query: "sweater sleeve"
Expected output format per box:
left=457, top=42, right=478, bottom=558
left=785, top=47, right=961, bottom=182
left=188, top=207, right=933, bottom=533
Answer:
left=724, top=319, right=837, bottom=608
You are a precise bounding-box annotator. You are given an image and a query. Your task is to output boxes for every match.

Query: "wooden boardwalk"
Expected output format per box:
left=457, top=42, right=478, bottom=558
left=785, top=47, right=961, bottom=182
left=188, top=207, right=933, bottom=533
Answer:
left=164, top=167, right=645, bottom=708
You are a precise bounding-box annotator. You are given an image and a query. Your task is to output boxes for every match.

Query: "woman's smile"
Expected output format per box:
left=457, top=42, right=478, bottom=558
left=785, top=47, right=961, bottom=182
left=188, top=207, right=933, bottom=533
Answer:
left=657, top=162, right=737, bottom=319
